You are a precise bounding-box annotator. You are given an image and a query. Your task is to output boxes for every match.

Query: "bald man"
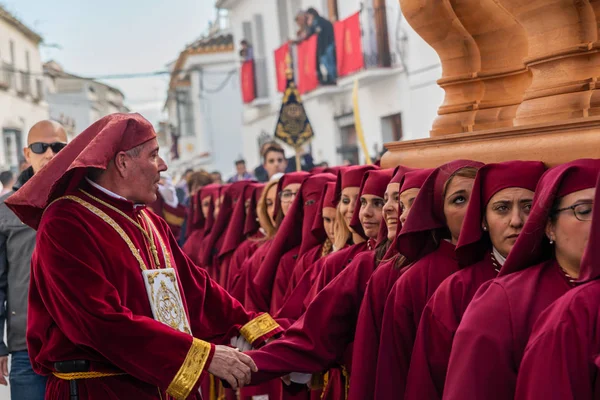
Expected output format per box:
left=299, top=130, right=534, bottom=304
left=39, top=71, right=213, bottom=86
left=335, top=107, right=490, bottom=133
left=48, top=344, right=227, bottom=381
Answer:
left=0, top=120, right=67, bottom=400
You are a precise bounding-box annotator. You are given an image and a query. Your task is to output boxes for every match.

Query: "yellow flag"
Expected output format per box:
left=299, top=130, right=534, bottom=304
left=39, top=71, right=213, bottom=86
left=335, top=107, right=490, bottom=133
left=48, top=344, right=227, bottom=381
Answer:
left=352, top=79, right=372, bottom=165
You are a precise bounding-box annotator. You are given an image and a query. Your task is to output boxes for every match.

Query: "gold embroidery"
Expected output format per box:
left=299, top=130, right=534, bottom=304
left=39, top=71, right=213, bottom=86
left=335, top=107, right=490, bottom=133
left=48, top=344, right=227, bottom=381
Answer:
left=48, top=196, right=148, bottom=271
left=52, top=371, right=125, bottom=380
left=80, top=189, right=163, bottom=267
left=167, top=338, right=211, bottom=400
left=239, top=313, right=280, bottom=345
left=163, top=210, right=185, bottom=227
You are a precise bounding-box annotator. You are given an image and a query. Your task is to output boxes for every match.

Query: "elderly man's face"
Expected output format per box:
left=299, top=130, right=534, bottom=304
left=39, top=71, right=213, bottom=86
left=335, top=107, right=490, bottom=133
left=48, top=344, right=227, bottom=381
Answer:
left=124, top=139, right=167, bottom=204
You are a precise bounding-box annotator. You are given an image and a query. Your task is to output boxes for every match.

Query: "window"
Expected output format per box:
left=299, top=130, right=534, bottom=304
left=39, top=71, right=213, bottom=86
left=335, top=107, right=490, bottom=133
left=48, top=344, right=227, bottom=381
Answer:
left=9, top=41, right=14, bottom=65
left=253, top=14, right=269, bottom=98
left=3, top=129, right=22, bottom=171
left=335, top=113, right=359, bottom=165
left=381, top=112, right=403, bottom=143
left=26, top=51, right=30, bottom=72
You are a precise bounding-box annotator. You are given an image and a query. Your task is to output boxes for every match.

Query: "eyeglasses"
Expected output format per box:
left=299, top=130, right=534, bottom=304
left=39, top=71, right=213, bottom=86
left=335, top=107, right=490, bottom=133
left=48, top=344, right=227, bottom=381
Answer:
left=29, top=142, right=67, bottom=155
left=553, top=202, right=594, bottom=221
left=279, top=191, right=297, bottom=203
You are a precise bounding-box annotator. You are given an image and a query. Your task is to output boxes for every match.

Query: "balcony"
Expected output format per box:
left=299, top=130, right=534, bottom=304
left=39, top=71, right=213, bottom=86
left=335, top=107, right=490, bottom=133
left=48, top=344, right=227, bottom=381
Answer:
left=0, top=63, right=15, bottom=91
left=274, top=5, right=406, bottom=97
left=18, top=72, right=32, bottom=96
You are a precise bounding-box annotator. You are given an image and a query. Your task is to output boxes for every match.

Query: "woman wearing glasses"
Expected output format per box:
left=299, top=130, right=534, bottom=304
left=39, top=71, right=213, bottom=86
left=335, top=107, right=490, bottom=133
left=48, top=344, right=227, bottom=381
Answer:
left=515, top=174, right=600, bottom=400
left=444, top=159, right=600, bottom=400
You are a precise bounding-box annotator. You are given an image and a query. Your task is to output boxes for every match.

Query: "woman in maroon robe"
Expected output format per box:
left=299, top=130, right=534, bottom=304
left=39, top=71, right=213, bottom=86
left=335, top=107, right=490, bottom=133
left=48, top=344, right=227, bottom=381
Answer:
left=404, top=161, right=546, bottom=399
left=182, top=184, right=218, bottom=265
left=444, top=159, right=600, bottom=400
left=515, top=175, right=600, bottom=399
left=244, top=172, right=309, bottom=313
left=224, top=183, right=264, bottom=293
left=228, top=179, right=280, bottom=307
left=348, top=168, right=433, bottom=400
left=275, top=168, right=391, bottom=325
left=200, top=181, right=253, bottom=284
left=246, top=168, right=408, bottom=400
left=216, top=182, right=262, bottom=288
left=374, top=160, right=483, bottom=400
left=284, top=181, right=338, bottom=297
left=254, top=173, right=337, bottom=314
left=308, top=168, right=394, bottom=299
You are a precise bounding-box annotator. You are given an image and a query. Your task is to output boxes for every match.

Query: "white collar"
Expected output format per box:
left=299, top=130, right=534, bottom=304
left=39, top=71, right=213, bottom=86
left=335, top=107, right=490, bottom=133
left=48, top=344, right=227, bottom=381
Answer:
left=86, top=177, right=128, bottom=201
left=492, top=247, right=507, bottom=266
left=85, top=178, right=145, bottom=208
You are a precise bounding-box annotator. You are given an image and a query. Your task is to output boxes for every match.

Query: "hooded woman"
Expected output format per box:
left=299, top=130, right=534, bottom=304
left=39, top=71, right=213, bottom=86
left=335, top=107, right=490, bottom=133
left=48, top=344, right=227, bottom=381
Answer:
left=261, top=173, right=337, bottom=314
left=348, top=168, right=433, bottom=400
left=515, top=172, right=600, bottom=399
left=244, top=172, right=309, bottom=313
left=374, top=160, right=483, bottom=399
left=444, top=159, right=600, bottom=400
left=405, top=161, right=546, bottom=399
left=246, top=168, right=407, bottom=400
left=217, top=182, right=262, bottom=289
left=225, top=183, right=264, bottom=294
left=182, top=183, right=220, bottom=265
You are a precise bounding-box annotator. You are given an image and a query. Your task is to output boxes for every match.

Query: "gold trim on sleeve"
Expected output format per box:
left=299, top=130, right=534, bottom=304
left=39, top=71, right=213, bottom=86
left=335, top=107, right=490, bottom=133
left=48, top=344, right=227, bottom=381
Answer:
left=239, top=313, right=280, bottom=345
left=167, top=338, right=212, bottom=400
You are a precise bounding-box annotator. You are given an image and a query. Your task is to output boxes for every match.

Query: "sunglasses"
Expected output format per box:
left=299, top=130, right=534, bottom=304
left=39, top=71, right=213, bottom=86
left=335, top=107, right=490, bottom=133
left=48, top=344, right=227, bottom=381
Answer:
left=29, top=142, right=67, bottom=155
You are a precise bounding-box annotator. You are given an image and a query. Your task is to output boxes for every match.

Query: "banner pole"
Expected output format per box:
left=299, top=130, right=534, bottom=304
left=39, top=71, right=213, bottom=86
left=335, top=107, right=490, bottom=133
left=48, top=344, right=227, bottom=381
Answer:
left=295, top=147, right=302, bottom=172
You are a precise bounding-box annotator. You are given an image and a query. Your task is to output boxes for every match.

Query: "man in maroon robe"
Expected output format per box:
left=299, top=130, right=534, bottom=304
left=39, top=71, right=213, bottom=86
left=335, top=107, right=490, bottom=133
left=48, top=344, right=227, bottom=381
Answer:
left=7, top=113, right=282, bottom=400
left=444, top=159, right=600, bottom=400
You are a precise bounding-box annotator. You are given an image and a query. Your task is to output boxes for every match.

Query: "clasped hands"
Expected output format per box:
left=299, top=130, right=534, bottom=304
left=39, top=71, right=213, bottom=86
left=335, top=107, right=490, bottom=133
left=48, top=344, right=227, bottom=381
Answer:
left=206, top=336, right=255, bottom=390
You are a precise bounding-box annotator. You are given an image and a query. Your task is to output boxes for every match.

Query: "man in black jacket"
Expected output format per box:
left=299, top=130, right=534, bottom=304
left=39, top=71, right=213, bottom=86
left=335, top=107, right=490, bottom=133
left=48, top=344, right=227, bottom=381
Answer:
left=306, top=8, right=337, bottom=84
left=0, top=120, right=67, bottom=400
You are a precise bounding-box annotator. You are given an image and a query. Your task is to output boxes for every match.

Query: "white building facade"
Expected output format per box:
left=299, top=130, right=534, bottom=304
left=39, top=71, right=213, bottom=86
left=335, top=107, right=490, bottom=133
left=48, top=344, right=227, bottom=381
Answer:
left=165, top=26, right=245, bottom=179
left=44, top=61, right=129, bottom=141
left=0, top=7, right=49, bottom=172
left=217, top=0, right=444, bottom=167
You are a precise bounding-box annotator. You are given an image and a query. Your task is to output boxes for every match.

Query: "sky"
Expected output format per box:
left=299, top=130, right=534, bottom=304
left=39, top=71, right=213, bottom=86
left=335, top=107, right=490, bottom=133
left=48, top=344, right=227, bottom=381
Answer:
left=6, top=0, right=215, bottom=125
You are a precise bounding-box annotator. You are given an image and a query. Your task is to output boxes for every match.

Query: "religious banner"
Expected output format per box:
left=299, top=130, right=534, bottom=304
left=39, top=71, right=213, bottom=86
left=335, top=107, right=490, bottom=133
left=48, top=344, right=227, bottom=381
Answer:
left=297, top=35, right=319, bottom=94
left=335, top=12, right=365, bottom=77
left=240, top=60, right=256, bottom=103
left=274, top=42, right=291, bottom=92
left=274, top=72, right=314, bottom=149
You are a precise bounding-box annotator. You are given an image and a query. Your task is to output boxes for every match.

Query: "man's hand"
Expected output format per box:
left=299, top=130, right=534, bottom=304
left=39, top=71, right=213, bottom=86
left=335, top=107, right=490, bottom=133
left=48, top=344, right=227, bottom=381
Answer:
left=0, top=356, right=8, bottom=385
left=207, top=345, right=257, bottom=390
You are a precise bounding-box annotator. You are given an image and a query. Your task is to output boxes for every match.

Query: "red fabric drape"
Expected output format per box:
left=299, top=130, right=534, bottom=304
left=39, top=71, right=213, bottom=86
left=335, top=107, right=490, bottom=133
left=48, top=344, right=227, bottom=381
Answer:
left=297, top=36, right=318, bottom=94
left=241, top=60, right=256, bottom=103
left=335, top=12, right=364, bottom=77
left=274, top=42, right=291, bottom=92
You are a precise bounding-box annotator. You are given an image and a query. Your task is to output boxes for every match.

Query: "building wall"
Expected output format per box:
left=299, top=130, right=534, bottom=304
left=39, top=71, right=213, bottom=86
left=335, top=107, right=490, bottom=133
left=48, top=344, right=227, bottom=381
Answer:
left=0, top=19, right=48, bottom=171
left=45, top=75, right=127, bottom=138
left=166, top=49, right=246, bottom=179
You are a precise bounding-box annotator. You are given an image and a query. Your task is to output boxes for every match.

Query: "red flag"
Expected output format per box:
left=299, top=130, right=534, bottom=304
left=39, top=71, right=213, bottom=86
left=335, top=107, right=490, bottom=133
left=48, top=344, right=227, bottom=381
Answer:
left=274, top=43, right=290, bottom=92
left=240, top=60, right=256, bottom=103
left=297, top=35, right=319, bottom=94
left=335, top=12, right=364, bottom=77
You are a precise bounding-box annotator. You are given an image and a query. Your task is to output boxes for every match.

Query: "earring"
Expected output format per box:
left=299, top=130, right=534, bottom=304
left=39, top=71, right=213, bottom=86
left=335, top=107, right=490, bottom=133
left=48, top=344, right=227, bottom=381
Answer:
left=483, top=226, right=488, bottom=231
left=549, top=239, right=554, bottom=244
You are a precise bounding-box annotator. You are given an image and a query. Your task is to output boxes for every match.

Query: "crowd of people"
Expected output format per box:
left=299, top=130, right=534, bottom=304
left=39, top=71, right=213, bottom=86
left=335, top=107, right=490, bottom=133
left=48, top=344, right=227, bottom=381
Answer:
left=0, top=112, right=598, bottom=400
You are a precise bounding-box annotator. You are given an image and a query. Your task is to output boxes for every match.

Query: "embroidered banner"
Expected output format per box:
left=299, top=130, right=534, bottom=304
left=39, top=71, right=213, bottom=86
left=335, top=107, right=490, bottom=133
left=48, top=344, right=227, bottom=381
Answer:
left=274, top=42, right=291, bottom=92
left=335, top=12, right=365, bottom=77
left=240, top=60, right=256, bottom=103
left=297, top=35, right=319, bottom=94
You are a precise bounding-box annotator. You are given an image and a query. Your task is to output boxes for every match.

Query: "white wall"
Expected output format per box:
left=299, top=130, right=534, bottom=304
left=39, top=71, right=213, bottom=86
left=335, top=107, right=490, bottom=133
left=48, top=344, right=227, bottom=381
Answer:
left=224, top=0, right=444, bottom=169
left=0, top=19, right=48, bottom=170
